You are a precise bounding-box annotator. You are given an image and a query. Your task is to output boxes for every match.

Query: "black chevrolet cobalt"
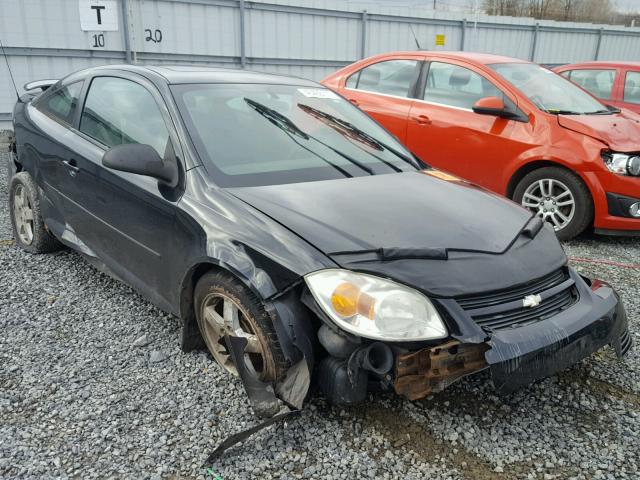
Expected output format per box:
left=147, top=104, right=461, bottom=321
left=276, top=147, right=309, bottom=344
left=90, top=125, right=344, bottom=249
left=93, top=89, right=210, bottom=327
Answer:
left=8, top=65, right=631, bottom=414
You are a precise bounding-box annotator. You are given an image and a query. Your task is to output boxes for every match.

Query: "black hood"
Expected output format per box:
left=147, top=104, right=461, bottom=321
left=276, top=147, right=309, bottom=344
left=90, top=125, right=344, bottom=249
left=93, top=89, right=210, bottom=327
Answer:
left=230, top=171, right=533, bottom=254
left=229, top=171, right=567, bottom=297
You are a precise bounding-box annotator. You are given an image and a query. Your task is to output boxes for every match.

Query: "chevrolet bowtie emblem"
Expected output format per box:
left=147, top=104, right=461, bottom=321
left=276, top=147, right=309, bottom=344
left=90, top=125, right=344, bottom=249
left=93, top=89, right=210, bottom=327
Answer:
left=523, top=294, right=542, bottom=308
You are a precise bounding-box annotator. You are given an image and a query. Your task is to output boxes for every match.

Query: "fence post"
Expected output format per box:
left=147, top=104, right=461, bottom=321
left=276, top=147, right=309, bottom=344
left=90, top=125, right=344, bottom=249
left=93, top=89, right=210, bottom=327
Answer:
left=360, top=10, right=368, bottom=59
left=530, top=22, right=539, bottom=61
left=120, top=0, right=132, bottom=63
left=594, top=27, right=603, bottom=60
left=460, top=18, right=466, bottom=51
left=239, top=0, right=247, bottom=68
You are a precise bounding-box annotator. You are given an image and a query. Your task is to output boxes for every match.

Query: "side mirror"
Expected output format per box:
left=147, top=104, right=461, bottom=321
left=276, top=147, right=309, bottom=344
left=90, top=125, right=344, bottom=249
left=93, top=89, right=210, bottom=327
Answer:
left=472, top=96, right=528, bottom=122
left=472, top=96, right=506, bottom=116
left=102, top=144, right=178, bottom=187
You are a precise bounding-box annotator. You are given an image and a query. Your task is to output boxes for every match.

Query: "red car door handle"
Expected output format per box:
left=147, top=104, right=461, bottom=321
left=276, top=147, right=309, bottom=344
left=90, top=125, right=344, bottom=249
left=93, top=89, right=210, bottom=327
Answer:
left=413, top=114, right=431, bottom=125
left=349, top=98, right=359, bottom=106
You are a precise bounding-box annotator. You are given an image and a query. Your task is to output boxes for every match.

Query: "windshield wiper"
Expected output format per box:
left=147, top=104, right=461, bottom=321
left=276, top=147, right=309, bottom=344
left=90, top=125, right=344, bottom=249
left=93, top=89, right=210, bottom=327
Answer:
left=283, top=129, right=354, bottom=179
left=547, top=108, right=617, bottom=115
left=245, top=98, right=309, bottom=140
left=545, top=109, right=582, bottom=115
left=298, top=103, right=422, bottom=169
left=586, top=108, right=619, bottom=115
left=244, top=98, right=372, bottom=175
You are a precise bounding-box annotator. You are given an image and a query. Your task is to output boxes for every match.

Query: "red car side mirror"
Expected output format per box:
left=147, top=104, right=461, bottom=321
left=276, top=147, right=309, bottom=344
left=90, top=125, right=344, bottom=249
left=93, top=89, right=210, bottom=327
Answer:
left=472, top=96, right=506, bottom=116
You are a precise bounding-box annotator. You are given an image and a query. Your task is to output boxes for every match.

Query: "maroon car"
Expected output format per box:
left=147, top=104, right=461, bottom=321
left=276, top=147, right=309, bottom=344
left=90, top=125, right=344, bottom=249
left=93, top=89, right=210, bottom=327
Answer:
left=554, top=61, right=640, bottom=114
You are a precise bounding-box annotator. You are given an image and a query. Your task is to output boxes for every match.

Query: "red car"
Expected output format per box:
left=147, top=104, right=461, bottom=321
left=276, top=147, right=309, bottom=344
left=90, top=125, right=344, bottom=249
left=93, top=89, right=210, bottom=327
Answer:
left=322, top=52, right=640, bottom=240
left=554, top=61, right=640, bottom=114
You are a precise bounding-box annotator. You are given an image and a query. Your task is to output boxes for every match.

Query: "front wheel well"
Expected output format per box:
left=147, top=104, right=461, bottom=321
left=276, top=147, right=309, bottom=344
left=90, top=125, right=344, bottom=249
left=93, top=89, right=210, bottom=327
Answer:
left=178, top=262, right=231, bottom=352
left=12, top=151, right=23, bottom=172
left=509, top=162, right=595, bottom=240
left=506, top=161, right=569, bottom=199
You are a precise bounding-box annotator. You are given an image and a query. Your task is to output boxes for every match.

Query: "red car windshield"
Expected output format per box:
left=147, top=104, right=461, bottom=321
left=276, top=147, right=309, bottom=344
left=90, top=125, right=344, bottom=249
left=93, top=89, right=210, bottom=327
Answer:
left=490, top=63, right=610, bottom=115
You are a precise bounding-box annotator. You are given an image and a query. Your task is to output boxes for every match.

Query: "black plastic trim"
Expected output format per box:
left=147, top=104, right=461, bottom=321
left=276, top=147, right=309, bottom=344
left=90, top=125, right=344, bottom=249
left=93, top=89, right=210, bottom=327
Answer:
left=605, top=192, right=640, bottom=218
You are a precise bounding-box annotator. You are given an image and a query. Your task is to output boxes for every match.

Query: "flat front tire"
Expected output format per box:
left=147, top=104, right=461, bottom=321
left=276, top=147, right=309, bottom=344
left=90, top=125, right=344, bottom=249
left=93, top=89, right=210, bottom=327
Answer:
left=9, top=172, right=62, bottom=253
left=194, top=271, right=288, bottom=383
left=513, top=167, right=593, bottom=241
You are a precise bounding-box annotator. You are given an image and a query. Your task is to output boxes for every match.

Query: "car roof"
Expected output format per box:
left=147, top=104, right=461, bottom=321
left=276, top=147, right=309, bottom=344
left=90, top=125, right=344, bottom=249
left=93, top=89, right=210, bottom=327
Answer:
left=556, top=61, right=640, bottom=69
left=88, top=64, right=320, bottom=86
left=370, top=51, right=529, bottom=65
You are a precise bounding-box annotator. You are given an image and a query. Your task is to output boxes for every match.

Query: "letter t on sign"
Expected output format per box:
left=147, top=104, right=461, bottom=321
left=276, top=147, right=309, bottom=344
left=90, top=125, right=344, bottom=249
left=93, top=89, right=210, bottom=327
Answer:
left=79, top=0, right=119, bottom=31
left=91, top=5, right=106, bottom=24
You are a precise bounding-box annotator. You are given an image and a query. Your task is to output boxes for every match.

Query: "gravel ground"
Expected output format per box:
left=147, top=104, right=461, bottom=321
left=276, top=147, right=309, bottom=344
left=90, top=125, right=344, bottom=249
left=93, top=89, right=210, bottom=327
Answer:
left=1, top=152, right=638, bottom=480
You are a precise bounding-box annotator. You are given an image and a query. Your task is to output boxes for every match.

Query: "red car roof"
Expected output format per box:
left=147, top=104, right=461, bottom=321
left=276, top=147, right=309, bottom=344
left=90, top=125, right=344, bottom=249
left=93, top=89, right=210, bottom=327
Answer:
left=368, top=51, right=530, bottom=65
left=556, top=61, right=640, bottom=69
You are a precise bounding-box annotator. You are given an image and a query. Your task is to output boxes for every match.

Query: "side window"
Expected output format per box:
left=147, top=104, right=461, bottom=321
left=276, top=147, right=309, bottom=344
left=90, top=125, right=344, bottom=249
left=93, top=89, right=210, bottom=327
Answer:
left=37, top=81, right=83, bottom=125
left=566, top=69, right=615, bottom=100
left=348, top=60, right=419, bottom=98
left=346, top=72, right=359, bottom=88
left=624, top=71, right=640, bottom=105
left=423, top=62, right=503, bottom=109
left=559, top=71, right=571, bottom=79
left=80, top=77, right=170, bottom=157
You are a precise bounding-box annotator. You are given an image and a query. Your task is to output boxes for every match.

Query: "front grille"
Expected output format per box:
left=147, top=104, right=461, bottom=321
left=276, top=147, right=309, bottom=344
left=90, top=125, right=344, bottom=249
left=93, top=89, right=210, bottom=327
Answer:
left=456, top=268, right=578, bottom=331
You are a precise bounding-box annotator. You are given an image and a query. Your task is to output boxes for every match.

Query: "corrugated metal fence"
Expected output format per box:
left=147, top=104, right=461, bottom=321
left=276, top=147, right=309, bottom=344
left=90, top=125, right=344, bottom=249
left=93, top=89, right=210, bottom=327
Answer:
left=2, top=0, right=640, bottom=128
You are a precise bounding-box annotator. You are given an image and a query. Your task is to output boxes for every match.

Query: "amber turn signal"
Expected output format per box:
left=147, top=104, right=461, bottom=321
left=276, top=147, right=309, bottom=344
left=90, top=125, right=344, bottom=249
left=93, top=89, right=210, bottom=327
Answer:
left=331, top=282, right=376, bottom=319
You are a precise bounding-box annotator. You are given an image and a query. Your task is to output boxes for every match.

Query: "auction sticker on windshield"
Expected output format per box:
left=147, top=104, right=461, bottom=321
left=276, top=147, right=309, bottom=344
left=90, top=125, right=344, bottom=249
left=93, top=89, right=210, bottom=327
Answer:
left=298, top=88, right=339, bottom=99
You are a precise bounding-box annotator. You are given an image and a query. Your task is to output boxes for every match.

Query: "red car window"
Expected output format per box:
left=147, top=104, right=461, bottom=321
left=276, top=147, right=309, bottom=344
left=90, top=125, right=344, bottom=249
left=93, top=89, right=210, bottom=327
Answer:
left=624, top=71, right=640, bottom=105
left=346, top=59, right=420, bottom=98
left=565, top=69, right=616, bottom=100
left=423, top=62, right=503, bottom=109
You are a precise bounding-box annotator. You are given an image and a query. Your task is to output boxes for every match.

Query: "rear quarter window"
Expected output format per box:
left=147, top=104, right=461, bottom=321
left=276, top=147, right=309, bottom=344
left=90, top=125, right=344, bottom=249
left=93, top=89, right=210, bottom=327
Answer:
left=36, top=81, right=84, bottom=125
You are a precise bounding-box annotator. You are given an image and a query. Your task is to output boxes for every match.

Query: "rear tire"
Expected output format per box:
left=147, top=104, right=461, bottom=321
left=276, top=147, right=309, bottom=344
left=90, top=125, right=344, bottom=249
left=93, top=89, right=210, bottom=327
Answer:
left=513, top=167, right=593, bottom=241
left=194, top=271, right=288, bottom=382
left=9, top=172, right=62, bottom=253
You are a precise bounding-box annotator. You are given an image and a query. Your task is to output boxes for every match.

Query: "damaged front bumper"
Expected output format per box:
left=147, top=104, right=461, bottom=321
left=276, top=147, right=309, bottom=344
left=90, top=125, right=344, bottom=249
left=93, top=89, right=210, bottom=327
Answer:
left=487, top=279, right=630, bottom=394
left=226, top=270, right=632, bottom=415
left=318, top=273, right=631, bottom=404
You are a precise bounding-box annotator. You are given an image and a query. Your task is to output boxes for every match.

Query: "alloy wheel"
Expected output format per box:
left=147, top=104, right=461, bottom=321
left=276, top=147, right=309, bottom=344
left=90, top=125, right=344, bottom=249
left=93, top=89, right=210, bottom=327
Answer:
left=521, top=178, right=576, bottom=231
left=200, top=292, right=267, bottom=379
left=13, top=185, right=35, bottom=245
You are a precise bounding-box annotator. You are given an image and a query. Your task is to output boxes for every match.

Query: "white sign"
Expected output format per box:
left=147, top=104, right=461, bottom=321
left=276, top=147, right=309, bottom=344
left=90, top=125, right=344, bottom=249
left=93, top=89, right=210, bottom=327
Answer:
left=79, top=0, right=119, bottom=31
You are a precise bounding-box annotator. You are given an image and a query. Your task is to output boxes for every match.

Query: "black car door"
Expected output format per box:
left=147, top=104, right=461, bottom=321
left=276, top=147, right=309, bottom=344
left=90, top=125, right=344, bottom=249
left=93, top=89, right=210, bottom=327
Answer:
left=63, top=73, right=185, bottom=312
left=26, top=80, right=87, bottom=237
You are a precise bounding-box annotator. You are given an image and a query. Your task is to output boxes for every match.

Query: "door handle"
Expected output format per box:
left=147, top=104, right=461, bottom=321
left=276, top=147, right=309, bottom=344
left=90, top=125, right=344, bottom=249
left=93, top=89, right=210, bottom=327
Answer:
left=62, top=158, right=80, bottom=176
left=413, top=114, right=432, bottom=125
left=349, top=98, right=359, bottom=106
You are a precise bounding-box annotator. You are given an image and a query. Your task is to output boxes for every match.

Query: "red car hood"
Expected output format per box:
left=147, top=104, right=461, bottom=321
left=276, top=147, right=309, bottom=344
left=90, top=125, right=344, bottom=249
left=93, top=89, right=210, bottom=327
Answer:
left=557, top=110, right=640, bottom=152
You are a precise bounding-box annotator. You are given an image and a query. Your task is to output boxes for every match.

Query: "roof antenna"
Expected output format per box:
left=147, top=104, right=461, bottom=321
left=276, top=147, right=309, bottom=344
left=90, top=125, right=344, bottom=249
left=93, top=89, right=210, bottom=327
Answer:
left=0, top=39, right=19, bottom=100
left=409, top=24, right=422, bottom=50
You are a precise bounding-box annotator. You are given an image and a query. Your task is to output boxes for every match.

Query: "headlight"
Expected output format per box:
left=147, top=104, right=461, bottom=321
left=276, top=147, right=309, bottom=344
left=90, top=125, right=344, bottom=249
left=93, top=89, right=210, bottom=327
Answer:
left=305, top=269, right=447, bottom=341
left=602, top=152, right=640, bottom=176
left=629, top=156, right=640, bottom=176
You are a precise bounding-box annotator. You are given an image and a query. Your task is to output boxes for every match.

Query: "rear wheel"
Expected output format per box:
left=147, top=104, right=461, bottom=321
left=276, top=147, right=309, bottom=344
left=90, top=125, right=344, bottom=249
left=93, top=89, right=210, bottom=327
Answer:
left=513, top=167, right=593, bottom=241
left=9, top=172, right=62, bottom=253
left=194, top=271, right=288, bottom=382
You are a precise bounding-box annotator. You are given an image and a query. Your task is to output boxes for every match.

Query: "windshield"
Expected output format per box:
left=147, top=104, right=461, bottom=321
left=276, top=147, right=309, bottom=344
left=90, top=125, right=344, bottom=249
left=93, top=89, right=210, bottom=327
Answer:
left=172, top=83, right=419, bottom=187
left=490, top=63, right=609, bottom=115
